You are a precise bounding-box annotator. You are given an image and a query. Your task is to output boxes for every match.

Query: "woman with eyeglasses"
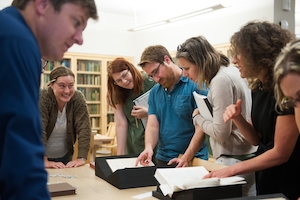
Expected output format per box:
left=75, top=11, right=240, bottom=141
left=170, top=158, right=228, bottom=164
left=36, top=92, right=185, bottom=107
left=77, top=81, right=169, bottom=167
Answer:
left=170, top=36, right=257, bottom=196
left=274, top=39, right=300, bottom=133
left=107, top=57, right=156, bottom=155
left=40, top=66, right=91, bottom=168
left=204, top=21, right=300, bottom=200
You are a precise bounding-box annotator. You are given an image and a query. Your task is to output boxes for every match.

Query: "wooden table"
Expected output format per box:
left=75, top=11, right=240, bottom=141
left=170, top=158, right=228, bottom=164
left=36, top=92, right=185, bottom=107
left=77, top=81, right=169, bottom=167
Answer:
left=47, top=164, right=157, bottom=200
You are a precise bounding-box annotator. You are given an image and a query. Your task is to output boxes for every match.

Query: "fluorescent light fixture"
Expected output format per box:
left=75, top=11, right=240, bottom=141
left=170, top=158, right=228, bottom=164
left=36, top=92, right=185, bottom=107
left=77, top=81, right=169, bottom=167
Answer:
left=128, top=4, right=227, bottom=32
left=128, top=21, right=167, bottom=32
left=168, top=8, right=213, bottom=22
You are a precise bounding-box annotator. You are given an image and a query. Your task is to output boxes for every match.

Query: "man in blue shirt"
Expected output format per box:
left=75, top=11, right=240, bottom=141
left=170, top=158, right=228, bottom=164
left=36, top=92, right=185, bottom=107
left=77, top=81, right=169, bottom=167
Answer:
left=0, top=1, right=98, bottom=199
left=136, top=45, right=208, bottom=166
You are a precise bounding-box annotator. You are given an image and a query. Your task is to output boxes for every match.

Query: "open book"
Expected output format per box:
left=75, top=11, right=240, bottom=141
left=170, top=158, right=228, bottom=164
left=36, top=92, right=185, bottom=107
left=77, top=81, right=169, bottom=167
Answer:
left=193, top=91, right=213, bottom=120
left=106, top=157, right=155, bottom=172
left=133, top=89, right=151, bottom=128
left=154, top=166, right=246, bottom=197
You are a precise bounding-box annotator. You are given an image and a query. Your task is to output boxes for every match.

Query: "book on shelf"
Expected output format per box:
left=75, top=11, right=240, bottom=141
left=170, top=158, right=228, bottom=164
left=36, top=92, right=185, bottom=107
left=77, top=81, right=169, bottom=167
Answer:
left=193, top=91, right=213, bottom=120
left=47, top=182, right=76, bottom=197
left=155, top=166, right=246, bottom=197
left=133, top=89, right=151, bottom=128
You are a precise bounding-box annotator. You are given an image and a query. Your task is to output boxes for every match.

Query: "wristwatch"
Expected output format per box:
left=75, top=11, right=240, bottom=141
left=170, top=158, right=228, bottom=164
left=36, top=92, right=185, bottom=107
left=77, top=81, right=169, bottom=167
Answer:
left=78, top=157, right=86, bottom=162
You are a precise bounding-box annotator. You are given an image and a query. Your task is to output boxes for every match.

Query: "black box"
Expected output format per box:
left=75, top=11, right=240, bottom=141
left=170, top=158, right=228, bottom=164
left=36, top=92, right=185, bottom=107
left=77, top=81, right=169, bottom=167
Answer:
left=152, top=184, right=243, bottom=200
left=95, top=155, right=158, bottom=189
left=221, top=193, right=288, bottom=200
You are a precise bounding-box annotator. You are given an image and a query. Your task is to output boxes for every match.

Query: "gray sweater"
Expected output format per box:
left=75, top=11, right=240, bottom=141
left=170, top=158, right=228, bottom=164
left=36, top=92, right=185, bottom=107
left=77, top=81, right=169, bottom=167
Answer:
left=194, top=66, right=257, bottom=159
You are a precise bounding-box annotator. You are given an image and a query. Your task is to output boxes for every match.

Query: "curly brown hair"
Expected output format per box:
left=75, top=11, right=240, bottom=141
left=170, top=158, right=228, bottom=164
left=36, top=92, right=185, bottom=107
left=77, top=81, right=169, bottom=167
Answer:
left=230, top=21, right=295, bottom=91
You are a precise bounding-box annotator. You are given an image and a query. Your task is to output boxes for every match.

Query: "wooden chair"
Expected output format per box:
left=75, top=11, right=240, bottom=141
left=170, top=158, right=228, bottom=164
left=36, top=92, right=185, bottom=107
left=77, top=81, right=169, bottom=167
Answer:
left=72, top=133, right=93, bottom=163
left=96, top=122, right=117, bottom=156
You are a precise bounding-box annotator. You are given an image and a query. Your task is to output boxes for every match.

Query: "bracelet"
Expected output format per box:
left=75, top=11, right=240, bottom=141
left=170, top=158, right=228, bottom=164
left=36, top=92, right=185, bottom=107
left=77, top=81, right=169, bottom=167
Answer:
left=192, top=114, right=199, bottom=119
left=78, top=157, right=86, bottom=162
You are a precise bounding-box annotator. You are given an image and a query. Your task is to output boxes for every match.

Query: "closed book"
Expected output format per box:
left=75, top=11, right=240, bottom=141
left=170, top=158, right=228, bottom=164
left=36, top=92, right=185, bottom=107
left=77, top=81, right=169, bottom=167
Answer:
left=47, top=182, right=76, bottom=197
left=193, top=91, right=213, bottom=120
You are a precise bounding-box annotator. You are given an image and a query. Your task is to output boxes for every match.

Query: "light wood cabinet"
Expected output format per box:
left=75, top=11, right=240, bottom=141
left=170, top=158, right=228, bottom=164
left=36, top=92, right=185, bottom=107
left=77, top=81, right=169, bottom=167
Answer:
left=213, top=43, right=232, bottom=63
left=41, top=52, right=133, bottom=135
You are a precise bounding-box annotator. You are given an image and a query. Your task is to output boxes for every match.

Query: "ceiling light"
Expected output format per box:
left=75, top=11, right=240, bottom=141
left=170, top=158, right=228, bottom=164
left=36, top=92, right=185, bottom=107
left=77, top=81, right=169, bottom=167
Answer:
left=128, top=21, right=168, bottom=32
left=128, top=4, right=227, bottom=32
left=168, top=8, right=213, bottom=22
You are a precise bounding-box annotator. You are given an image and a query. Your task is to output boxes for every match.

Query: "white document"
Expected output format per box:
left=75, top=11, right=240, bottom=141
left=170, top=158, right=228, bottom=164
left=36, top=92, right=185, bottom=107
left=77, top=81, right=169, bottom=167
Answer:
left=193, top=91, right=213, bottom=120
left=154, top=166, right=245, bottom=197
left=106, top=157, right=155, bottom=173
left=133, top=89, right=151, bottom=128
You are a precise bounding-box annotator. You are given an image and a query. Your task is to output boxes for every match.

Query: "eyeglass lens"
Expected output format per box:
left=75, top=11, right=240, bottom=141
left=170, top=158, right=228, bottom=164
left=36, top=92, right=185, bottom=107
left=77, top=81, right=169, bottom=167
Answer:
left=150, top=63, right=161, bottom=78
left=56, top=82, right=74, bottom=90
left=115, top=70, right=129, bottom=84
left=281, top=96, right=300, bottom=108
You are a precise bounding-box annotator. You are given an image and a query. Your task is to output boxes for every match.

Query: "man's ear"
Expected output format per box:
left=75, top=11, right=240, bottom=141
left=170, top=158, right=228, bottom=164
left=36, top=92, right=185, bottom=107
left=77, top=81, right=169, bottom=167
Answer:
left=35, top=0, right=49, bottom=16
left=163, top=55, right=171, bottom=65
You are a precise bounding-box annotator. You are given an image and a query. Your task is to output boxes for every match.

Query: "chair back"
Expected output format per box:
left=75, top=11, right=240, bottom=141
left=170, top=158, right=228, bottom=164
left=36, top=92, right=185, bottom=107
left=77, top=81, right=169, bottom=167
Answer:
left=106, top=122, right=116, bottom=145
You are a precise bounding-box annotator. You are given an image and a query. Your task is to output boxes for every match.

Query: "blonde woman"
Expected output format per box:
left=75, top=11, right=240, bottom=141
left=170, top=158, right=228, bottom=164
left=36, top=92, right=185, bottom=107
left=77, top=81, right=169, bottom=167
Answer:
left=274, top=39, right=300, bottom=133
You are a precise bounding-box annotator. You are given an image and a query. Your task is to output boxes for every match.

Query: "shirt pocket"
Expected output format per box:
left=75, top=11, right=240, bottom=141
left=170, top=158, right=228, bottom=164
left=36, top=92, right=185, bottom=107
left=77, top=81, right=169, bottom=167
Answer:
left=174, top=95, right=193, bottom=116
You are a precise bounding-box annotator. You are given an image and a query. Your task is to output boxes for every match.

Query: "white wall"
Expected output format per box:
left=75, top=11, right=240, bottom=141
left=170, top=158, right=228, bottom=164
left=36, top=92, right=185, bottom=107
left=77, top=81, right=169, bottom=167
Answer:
left=68, top=12, right=136, bottom=57
left=69, top=0, right=276, bottom=66
left=132, top=2, right=274, bottom=65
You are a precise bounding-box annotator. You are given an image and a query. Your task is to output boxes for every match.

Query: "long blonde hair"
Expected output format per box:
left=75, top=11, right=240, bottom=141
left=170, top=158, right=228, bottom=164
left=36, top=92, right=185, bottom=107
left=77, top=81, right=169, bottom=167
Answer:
left=274, top=39, right=300, bottom=110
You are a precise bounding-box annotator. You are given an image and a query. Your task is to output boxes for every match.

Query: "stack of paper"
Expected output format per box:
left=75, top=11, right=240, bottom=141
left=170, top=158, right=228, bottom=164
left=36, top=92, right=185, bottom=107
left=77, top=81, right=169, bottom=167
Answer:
left=133, top=89, right=151, bottom=128
left=106, top=157, right=155, bottom=172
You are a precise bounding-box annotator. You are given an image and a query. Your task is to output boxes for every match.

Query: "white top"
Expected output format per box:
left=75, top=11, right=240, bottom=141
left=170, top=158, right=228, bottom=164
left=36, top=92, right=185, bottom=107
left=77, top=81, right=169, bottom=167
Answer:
left=46, top=104, right=68, bottom=158
left=194, top=66, right=257, bottom=159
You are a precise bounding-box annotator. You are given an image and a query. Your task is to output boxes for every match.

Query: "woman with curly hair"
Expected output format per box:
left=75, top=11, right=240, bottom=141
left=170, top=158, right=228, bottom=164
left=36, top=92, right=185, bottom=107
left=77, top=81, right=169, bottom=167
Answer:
left=107, top=58, right=156, bottom=155
left=205, top=21, right=300, bottom=199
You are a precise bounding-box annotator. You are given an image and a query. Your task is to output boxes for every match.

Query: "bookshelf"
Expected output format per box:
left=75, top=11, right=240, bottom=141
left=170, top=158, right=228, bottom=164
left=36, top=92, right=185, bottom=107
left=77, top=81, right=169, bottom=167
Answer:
left=41, top=57, right=72, bottom=88
left=41, top=52, right=133, bottom=134
left=107, top=105, right=115, bottom=124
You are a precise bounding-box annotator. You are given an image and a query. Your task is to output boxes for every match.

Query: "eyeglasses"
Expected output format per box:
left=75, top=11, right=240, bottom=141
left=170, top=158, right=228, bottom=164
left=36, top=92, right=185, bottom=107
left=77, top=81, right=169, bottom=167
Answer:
left=41, top=58, right=48, bottom=70
left=55, top=82, right=74, bottom=90
left=114, top=69, right=130, bottom=84
left=281, top=96, right=300, bottom=108
left=149, top=63, right=161, bottom=78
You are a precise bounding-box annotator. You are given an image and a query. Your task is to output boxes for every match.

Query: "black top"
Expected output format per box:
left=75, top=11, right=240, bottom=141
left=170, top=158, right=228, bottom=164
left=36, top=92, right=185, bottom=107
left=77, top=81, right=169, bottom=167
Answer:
left=251, top=88, right=300, bottom=200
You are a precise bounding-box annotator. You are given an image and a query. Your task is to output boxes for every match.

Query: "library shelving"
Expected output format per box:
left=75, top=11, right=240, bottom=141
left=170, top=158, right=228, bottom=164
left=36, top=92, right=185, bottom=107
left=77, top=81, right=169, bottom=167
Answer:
left=41, top=52, right=133, bottom=135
